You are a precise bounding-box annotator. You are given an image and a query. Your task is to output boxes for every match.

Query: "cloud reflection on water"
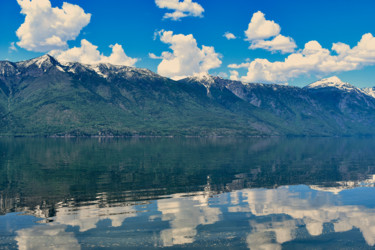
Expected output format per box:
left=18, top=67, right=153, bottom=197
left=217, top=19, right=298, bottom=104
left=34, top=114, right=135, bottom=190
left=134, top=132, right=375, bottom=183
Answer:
left=12, top=180, right=375, bottom=249
left=157, top=193, right=221, bottom=246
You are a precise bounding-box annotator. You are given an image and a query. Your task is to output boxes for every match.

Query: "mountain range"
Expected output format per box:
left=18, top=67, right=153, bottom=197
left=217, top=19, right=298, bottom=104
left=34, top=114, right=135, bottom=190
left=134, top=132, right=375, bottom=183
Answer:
left=0, top=54, right=375, bottom=136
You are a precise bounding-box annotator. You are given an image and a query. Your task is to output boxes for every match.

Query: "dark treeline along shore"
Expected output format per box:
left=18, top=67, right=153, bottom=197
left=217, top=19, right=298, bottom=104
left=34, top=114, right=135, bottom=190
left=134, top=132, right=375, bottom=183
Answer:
left=1, top=55, right=375, bottom=137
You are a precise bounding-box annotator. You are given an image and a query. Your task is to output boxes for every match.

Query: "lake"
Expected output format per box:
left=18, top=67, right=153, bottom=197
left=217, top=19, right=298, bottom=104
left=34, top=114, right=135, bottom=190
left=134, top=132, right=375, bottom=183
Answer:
left=1, top=137, right=375, bottom=249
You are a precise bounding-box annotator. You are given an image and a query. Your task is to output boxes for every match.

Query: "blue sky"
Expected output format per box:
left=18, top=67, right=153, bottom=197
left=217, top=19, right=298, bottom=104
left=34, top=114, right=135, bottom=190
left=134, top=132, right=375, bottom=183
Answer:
left=1, top=0, right=375, bottom=87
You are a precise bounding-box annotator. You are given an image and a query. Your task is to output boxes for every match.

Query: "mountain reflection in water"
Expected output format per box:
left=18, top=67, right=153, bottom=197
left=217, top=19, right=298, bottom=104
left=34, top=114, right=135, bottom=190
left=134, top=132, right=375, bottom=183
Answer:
left=1, top=137, right=375, bottom=249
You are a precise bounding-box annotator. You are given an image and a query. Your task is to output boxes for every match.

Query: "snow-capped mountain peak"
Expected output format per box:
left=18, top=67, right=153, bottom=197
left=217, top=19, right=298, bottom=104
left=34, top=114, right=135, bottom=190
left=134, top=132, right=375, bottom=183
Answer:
left=306, top=76, right=356, bottom=91
left=321, top=76, right=342, bottom=83
left=191, top=72, right=216, bottom=85
left=362, top=87, right=375, bottom=98
left=17, top=54, right=57, bottom=69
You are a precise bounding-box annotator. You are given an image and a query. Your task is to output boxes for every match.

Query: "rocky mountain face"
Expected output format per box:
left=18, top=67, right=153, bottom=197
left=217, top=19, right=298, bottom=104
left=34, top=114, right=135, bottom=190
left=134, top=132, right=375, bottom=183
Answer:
left=303, top=77, right=375, bottom=132
left=0, top=55, right=374, bottom=136
left=180, top=74, right=375, bottom=136
left=0, top=55, right=283, bottom=136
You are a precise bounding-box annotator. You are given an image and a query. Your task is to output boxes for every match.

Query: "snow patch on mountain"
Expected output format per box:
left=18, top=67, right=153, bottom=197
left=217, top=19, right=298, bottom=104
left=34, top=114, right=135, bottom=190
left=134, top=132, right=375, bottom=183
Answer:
left=191, top=72, right=216, bottom=85
left=17, top=54, right=56, bottom=69
left=56, top=65, right=65, bottom=72
left=362, top=87, right=375, bottom=98
left=85, top=63, right=159, bottom=79
left=88, top=64, right=108, bottom=78
left=0, top=61, right=17, bottom=76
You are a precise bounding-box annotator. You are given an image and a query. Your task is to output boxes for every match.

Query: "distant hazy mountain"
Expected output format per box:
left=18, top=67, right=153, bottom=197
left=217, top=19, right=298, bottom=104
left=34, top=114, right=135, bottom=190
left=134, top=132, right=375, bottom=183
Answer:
left=1, top=55, right=375, bottom=136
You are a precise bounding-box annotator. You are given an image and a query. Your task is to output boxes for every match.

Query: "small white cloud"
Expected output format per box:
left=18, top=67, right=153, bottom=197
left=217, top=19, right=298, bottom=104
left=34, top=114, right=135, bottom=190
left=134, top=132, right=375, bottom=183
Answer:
left=228, top=62, right=251, bottom=69
left=16, top=0, right=91, bottom=52
left=217, top=72, right=228, bottom=78
left=9, top=42, right=18, bottom=52
left=244, top=11, right=296, bottom=54
left=50, top=39, right=138, bottom=66
left=149, top=53, right=163, bottom=59
left=250, top=35, right=296, bottom=54
left=152, top=30, right=222, bottom=80
left=164, top=11, right=187, bottom=20
left=224, top=32, right=236, bottom=40
left=229, top=70, right=239, bottom=81
left=231, top=33, right=375, bottom=83
left=245, top=11, right=280, bottom=41
left=155, top=0, right=204, bottom=21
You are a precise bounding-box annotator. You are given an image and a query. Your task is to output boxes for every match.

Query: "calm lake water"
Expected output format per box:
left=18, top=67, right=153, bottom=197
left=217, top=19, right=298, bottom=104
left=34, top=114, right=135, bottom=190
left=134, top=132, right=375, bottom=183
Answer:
left=1, top=137, right=375, bottom=249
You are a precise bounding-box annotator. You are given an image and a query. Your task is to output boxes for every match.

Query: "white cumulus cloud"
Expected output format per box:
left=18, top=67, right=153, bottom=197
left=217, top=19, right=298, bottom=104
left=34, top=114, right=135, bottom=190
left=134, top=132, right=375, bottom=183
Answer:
left=50, top=39, right=138, bottom=66
left=224, top=32, right=236, bottom=40
left=151, top=30, right=222, bottom=80
left=250, top=34, right=296, bottom=53
left=245, top=11, right=280, bottom=41
left=339, top=33, right=375, bottom=64
left=155, top=0, right=204, bottom=21
left=229, top=33, right=375, bottom=83
left=16, top=0, right=91, bottom=52
left=245, top=11, right=296, bottom=54
left=229, top=70, right=240, bottom=81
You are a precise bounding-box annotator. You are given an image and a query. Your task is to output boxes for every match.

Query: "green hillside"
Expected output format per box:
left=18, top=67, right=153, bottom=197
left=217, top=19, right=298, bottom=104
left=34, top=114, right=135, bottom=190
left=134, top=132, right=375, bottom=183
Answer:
left=1, top=55, right=375, bottom=137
